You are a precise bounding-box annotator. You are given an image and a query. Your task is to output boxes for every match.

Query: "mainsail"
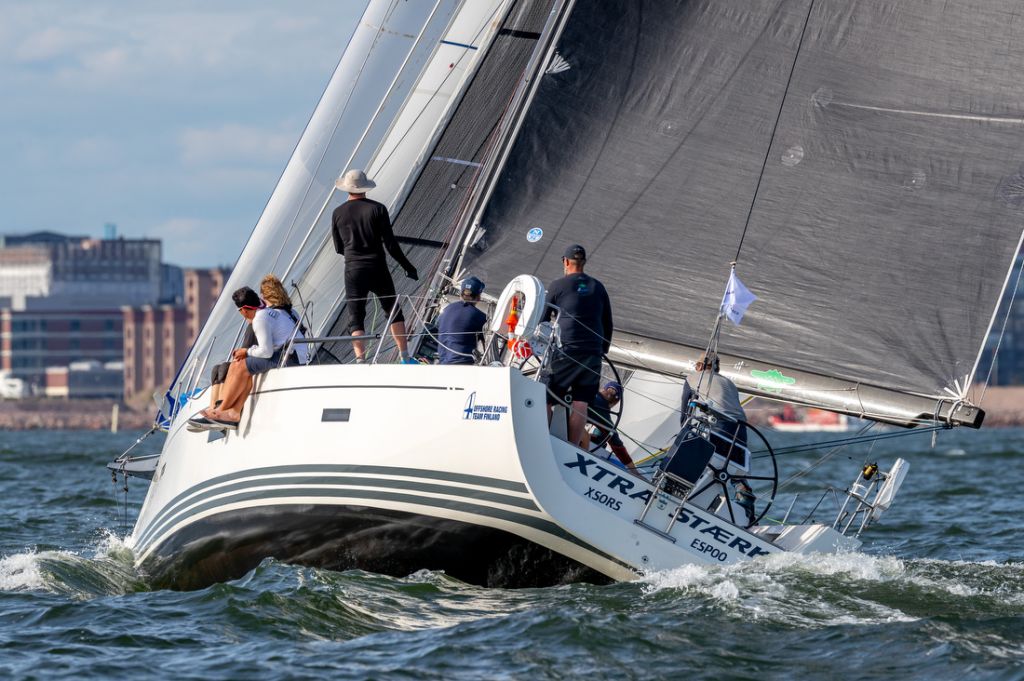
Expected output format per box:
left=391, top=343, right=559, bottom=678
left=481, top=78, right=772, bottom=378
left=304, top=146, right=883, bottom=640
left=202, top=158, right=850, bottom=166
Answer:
left=458, top=0, right=1024, bottom=426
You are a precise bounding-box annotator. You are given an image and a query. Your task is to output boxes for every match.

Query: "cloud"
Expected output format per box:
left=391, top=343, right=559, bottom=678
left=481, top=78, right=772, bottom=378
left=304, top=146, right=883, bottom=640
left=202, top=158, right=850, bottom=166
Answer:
left=13, top=26, right=100, bottom=63
left=150, top=217, right=250, bottom=267
left=179, top=124, right=296, bottom=167
left=0, top=0, right=362, bottom=267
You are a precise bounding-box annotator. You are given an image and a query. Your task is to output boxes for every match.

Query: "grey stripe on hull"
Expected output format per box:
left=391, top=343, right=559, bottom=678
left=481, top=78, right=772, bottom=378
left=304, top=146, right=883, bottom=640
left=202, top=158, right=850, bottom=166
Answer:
left=138, top=463, right=530, bottom=548
left=136, top=473, right=538, bottom=550
left=137, top=484, right=630, bottom=571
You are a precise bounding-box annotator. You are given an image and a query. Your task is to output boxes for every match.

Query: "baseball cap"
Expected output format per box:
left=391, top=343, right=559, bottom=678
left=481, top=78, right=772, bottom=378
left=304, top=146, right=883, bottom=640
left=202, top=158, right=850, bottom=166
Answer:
left=563, top=244, right=586, bottom=261
left=603, top=381, right=623, bottom=400
left=460, top=275, right=485, bottom=298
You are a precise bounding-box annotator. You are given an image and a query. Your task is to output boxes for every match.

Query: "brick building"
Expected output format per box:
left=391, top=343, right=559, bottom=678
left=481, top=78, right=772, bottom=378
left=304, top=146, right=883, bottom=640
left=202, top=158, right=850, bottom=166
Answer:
left=0, top=308, right=124, bottom=389
left=121, top=268, right=230, bottom=401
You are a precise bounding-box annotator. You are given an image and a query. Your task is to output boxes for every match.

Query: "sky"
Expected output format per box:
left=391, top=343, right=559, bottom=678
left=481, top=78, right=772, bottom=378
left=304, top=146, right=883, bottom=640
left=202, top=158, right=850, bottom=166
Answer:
left=0, top=0, right=366, bottom=267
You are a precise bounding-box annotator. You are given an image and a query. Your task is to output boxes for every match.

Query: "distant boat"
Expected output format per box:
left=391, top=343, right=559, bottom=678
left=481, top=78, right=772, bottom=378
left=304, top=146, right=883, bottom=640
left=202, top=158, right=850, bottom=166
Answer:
left=770, top=406, right=852, bottom=433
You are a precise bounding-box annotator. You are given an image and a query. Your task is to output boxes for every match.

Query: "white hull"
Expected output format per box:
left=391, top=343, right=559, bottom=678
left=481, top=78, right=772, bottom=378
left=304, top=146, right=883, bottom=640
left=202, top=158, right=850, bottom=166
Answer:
left=131, top=365, right=857, bottom=589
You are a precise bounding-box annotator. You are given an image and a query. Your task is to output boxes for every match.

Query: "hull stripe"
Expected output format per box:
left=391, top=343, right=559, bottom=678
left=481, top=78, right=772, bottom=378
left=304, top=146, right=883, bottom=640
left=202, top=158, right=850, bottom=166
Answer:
left=139, top=463, right=530, bottom=548
left=136, top=473, right=538, bottom=549
left=138, top=484, right=629, bottom=570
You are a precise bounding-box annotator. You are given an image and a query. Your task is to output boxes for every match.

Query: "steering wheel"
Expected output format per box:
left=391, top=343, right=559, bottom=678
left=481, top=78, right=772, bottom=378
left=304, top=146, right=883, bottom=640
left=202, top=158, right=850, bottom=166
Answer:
left=685, top=417, right=778, bottom=527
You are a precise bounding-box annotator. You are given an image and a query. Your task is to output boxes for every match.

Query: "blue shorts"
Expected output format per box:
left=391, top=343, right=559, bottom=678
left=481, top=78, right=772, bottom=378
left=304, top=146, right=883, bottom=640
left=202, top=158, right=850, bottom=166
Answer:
left=245, top=349, right=298, bottom=376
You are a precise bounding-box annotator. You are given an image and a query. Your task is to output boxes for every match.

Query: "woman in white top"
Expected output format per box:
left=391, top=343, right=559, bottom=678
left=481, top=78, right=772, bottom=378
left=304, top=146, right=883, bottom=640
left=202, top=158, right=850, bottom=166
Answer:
left=192, top=279, right=306, bottom=430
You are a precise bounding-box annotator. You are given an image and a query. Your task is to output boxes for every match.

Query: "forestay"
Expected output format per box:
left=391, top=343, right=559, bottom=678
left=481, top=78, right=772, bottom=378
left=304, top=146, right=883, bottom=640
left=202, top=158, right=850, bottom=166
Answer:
left=460, top=0, right=1024, bottom=424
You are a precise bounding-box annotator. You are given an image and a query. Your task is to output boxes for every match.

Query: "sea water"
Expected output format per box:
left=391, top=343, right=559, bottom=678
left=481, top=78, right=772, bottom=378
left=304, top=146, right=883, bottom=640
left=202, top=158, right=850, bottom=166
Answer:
left=1, top=428, right=1022, bottom=680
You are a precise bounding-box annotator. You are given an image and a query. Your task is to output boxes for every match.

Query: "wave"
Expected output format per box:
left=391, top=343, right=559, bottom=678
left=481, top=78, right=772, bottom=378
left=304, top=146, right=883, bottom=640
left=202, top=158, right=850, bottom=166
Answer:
left=641, top=551, right=1024, bottom=625
left=0, top=532, right=146, bottom=598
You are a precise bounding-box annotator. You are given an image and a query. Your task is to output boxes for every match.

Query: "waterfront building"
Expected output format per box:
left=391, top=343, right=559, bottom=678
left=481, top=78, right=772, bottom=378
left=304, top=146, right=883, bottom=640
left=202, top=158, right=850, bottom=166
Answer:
left=121, top=305, right=189, bottom=403
left=979, top=252, right=1024, bottom=386
left=121, top=268, right=230, bottom=402
left=0, top=231, right=161, bottom=309
left=45, top=360, right=124, bottom=399
left=184, top=268, right=229, bottom=343
left=0, top=231, right=163, bottom=391
left=0, top=308, right=124, bottom=389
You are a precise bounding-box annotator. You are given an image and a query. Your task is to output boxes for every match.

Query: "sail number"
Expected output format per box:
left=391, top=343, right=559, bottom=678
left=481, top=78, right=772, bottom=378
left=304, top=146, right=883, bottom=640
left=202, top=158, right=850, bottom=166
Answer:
left=584, top=486, right=622, bottom=511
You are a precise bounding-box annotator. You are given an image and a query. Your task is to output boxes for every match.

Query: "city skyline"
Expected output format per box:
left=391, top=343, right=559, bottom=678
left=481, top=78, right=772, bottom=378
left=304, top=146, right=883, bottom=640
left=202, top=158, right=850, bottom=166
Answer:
left=0, top=1, right=365, bottom=268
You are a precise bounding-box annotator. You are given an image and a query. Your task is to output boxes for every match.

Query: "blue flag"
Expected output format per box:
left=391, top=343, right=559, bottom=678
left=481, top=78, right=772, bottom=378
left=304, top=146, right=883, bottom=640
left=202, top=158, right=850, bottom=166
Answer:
left=720, top=270, right=757, bottom=325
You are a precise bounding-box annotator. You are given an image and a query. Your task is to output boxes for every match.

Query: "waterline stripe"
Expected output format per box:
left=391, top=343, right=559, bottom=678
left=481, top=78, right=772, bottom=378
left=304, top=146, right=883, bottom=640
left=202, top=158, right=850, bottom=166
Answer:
left=138, top=486, right=626, bottom=569
left=136, top=474, right=539, bottom=550
left=137, top=465, right=529, bottom=549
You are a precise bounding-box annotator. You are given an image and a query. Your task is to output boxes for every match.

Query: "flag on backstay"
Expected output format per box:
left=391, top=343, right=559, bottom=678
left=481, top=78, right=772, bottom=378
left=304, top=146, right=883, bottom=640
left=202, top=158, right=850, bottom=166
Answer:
left=720, top=270, right=757, bottom=325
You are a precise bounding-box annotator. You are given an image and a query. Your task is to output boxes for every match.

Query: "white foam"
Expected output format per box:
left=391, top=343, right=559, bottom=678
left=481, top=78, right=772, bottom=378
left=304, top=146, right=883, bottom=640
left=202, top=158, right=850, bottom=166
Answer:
left=93, top=530, right=135, bottom=564
left=0, top=550, right=63, bottom=592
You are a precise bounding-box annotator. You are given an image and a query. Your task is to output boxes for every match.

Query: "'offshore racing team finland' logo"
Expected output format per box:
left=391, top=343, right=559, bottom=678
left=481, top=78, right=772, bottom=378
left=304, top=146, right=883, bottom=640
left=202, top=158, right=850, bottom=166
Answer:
left=750, top=368, right=796, bottom=393
left=462, top=392, right=508, bottom=422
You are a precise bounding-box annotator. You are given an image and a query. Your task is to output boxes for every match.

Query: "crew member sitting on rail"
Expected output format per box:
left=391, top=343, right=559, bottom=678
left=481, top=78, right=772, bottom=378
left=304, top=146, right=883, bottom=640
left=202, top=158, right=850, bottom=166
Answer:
left=680, top=351, right=747, bottom=462
left=436, top=276, right=487, bottom=365
left=584, top=381, right=641, bottom=476
left=188, top=285, right=307, bottom=431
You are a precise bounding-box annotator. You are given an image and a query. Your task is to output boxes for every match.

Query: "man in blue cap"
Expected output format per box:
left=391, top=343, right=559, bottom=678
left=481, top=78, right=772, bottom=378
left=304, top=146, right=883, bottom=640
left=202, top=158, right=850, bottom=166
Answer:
left=585, top=381, right=640, bottom=475
left=436, top=276, right=487, bottom=365
left=545, top=243, right=613, bottom=447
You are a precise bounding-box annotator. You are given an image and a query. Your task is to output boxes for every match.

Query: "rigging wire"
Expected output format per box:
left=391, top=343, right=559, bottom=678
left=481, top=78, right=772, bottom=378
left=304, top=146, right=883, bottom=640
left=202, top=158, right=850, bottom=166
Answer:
left=733, top=0, right=817, bottom=263
left=751, top=423, right=948, bottom=459
left=978, top=252, right=1024, bottom=404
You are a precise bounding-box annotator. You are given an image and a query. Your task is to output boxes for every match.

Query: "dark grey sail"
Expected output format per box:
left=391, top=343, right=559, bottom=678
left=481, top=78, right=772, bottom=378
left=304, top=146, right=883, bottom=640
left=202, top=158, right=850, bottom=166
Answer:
left=459, top=0, right=1024, bottom=425
left=318, top=0, right=558, bottom=358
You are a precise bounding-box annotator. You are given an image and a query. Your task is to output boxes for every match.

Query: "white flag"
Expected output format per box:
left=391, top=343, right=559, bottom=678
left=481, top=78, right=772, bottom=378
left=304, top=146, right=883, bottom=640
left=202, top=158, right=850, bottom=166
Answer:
left=720, top=270, right=757, bottom=325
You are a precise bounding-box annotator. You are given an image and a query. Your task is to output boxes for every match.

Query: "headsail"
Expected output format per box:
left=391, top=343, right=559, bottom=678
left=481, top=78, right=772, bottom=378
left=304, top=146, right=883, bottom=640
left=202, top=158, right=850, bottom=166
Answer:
left=459, top=0, right=1024, bottom=426
left=165, top=0, right=499, bottom=409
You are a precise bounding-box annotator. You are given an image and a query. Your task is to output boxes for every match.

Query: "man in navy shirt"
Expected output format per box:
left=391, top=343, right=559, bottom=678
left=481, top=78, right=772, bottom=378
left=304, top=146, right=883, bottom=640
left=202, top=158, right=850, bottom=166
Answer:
left=545, top=244, right=613, bottom=447
left=437, top=276, right=487, bottom=365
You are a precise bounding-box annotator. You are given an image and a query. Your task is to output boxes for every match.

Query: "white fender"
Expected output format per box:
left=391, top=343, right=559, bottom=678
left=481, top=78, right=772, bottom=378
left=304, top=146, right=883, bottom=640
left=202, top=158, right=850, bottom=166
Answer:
left=489, top=274, right=547, bottom=339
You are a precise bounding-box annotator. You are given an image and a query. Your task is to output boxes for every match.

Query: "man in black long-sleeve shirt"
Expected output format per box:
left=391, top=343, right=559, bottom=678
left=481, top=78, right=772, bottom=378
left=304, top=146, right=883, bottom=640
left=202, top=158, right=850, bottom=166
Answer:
left=545, top=243, right=613, bottom=447
left=331, top=169, right=418, bottom=363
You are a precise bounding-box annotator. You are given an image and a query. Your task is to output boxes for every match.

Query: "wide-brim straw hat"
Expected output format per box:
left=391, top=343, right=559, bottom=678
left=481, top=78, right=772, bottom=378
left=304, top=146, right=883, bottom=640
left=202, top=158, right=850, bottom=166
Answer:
left=336, top=169, right=376, bottom=193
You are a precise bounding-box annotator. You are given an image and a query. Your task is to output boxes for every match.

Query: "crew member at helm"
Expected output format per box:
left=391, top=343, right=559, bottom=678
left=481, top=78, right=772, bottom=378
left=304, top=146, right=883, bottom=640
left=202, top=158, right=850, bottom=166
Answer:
left=436, top=276, right=487, bottom=365
left=545, top=244, right=613, bottom=448
left=585, top=381, right=641, bottom=476
left=681, top=351, right=747, bottom=461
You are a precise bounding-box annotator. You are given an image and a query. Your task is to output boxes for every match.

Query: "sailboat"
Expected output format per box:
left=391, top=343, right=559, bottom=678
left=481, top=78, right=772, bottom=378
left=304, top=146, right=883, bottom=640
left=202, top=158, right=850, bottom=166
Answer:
left=770, top=406, right=852, bottom=432
left=110, top=0, right=1024, bottom=590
